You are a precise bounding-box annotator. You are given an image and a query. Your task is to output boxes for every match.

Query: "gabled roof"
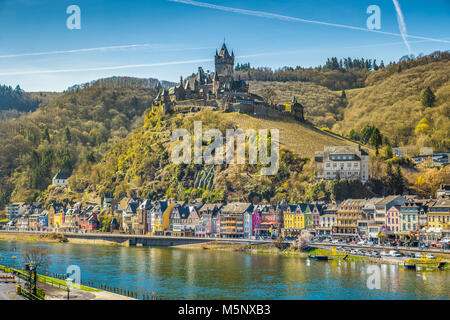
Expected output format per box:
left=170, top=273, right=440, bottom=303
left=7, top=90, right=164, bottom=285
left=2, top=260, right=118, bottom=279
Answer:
left=174, top=205, right=191, bottom=219
left=53, top=172, right=70, bottom=180
left=127, top=202, right=139, bottom=214
left=221, top=202, right=252, bottom=214
left=139, top=199, right=152, bottom=210
left=375, top=195, right=405, bottom=207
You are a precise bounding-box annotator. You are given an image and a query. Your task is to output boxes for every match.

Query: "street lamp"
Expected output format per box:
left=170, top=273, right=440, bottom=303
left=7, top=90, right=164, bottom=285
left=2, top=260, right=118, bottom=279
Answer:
left=66, top=278, right=72, bottom=300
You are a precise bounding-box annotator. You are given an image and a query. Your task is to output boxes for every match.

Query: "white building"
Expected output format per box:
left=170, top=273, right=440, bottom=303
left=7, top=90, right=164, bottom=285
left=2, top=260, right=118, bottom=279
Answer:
left=7, top=202, right=26, bottom=221
left=52, top=172, right=70, bottom=187
left=315, top=145, right=369, bottom=183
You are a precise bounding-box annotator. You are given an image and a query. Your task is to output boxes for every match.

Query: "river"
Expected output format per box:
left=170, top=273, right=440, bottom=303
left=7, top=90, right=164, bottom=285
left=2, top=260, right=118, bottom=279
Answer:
left=0, top=240, right=448, bottom=300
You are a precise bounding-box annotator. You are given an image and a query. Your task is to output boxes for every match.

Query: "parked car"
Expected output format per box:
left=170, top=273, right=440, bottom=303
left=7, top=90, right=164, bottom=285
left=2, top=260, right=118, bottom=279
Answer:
left=380, top=251, right=389, bottom=257
left=357, top=240, right=366, bottom=245
left=389, top=250, right=402, bottom=257
left=332, top=239, right=339, bottom=244
left=405, top=252, right=415, bottom=258
left=426, top=254, right=436, bottom=259
left=415, top=253, right=423, bottom=259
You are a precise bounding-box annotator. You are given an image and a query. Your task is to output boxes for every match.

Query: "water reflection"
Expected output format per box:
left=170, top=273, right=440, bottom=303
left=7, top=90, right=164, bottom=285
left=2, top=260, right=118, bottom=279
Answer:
left=0, top=240, right=448, bottom=300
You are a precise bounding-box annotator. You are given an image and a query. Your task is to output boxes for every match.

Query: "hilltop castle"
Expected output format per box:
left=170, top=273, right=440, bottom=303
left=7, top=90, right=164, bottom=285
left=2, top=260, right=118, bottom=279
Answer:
left=153, top=42, right=304, bottom=122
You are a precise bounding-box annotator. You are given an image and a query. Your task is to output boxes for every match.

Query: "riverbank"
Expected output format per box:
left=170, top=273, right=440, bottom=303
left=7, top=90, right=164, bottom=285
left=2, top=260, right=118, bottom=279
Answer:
left=177, top=241, right=450, bottom=269
left=0, top=265, right=134, bottom=300
left=0, top=232, right=125, bottom=247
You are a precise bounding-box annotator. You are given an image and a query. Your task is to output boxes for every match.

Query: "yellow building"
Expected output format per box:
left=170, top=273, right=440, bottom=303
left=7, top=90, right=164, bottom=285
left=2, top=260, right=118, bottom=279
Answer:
left=282, top=205, right=307, bottom=237
left=427, top=199, right=450, bottom=230
left=53, top=212, right=64, bottom=229
left=153, top=203, right=173, bottom=235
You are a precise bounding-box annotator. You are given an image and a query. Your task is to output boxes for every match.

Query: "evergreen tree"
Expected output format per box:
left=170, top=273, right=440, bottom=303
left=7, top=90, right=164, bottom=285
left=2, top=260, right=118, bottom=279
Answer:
left=341, top=90, right=346, bottom=100
left=394, top=165, right=405, bottom=195
left=43, top=128, right=50, bottom=143
left=360, top=125, right=375, bottom=144
left=65, top=127, right=71, bottom=142
left=422, top=86, right=436, bottom=108
left=369, top=127, right=382, bottom=155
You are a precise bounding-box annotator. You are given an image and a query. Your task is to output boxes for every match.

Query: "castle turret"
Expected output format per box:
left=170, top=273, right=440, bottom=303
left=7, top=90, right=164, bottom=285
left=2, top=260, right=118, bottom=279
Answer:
left=215, top=42, right=234, bottom=85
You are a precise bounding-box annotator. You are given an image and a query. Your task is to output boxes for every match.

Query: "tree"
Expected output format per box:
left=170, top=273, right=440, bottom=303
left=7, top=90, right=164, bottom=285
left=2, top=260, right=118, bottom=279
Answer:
left=65, top=127, right=71, bottom=142
left=369, top=128, right=382, bottom=155
left=422, top=86, right=436, bottom=108
left=415, top=118, right=431, bottom=136
left=393, top=165, right=405, bottom=195
left=292, top=232, right=313, bottom=252
left=22, top=247, right=49, bottom=272
left=360, top=125, right=375, bottom=144
left=262, top=88, right=277, bottom=105
left=43, top=128, right=50, bottom=143
left=341, top=90, right=346, bottom=99
left=384, top=144, right=393, bottom=159
left=382, top=163, right=395, bottom=195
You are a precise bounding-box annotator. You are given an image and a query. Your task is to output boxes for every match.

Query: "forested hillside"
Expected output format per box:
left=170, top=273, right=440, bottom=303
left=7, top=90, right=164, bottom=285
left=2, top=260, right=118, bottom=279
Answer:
left=333, top=51, right=450, bottom=152
left=235, top=57, right=378, bottom=91
left=0, top=84, right=158, bottom=207
left=68, top=108, right=364, bottom=205
left=0, top=85, right=40, bottom=113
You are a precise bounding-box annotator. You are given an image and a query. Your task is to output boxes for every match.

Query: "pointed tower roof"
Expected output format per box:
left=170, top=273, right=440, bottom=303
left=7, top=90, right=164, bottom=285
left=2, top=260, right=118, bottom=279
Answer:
left=219, top=42, right=230, bottom=58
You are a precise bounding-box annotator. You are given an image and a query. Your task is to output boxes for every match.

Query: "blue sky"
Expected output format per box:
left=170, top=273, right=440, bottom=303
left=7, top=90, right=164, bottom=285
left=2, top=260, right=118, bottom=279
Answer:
left=0, top=0, right=449, bottom=91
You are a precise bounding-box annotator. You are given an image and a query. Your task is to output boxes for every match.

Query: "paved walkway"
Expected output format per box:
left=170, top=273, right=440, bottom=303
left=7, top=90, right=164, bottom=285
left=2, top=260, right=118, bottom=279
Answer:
left=37, top=281, right=134, bottom=300
left=0, top=273, right=24, bottom=300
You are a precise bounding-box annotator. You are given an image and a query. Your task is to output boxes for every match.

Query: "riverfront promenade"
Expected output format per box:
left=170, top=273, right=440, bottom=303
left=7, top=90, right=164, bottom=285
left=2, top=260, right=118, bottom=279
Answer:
left=0, top=230, right=272, bottom=246
left=0, top=272, right=24, bottom=300
left=1, top=230, right=449, bottom=256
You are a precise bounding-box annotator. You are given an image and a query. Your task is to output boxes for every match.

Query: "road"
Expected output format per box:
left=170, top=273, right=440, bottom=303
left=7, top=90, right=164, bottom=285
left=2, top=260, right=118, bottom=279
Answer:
left=312, top=242, right=449, bottom=256
left=0, top=274, right=24, bottom=300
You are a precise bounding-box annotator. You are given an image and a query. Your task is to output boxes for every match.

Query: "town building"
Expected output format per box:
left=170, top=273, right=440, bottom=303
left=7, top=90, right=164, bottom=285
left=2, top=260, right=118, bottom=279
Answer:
left=400, top=200, right=425, bottom=236
left=52, top=172, right=70, bottom=187
left=334, top=199, right=366, bottom=240
left=219, top=202, right=253, bottom=238
left=386, top=205, right=401, bottom=233
left=427, top=199, right=450, bottom=231
left=314, top=145, right=369, bottom=183
left=436, top=184, right=450, bottom=199
left=374, top=195, right=407, bottom=225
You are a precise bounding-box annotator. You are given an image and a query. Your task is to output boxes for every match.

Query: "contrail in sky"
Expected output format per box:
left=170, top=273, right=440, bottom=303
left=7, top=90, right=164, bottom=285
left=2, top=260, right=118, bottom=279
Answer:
left=0, top=38, right=443, bottom=76
left=0, top=59, right=213, bottom=76
left=392, top=0, right=411, bottom=54
left=0, top=44, right=215, bottom=59
left=169, top=0, right=450, bottom=44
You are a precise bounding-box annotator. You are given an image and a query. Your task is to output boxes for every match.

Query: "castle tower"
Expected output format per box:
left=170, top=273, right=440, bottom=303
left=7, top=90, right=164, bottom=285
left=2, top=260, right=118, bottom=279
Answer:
left=215, top=42, right=234, bottom=89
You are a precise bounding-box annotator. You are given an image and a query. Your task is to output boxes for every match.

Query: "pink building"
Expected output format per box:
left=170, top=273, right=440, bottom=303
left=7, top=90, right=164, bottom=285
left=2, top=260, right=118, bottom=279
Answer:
left=386, top=205, right=401, bottom=233
left=252, top=210, right=261, bottom=236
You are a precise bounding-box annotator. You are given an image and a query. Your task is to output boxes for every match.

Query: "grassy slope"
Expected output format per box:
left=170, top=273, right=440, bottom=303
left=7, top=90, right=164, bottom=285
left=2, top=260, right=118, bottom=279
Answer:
left=222, top=112, right=357, bottom=156
left=249, top=80, right=345, bottom=128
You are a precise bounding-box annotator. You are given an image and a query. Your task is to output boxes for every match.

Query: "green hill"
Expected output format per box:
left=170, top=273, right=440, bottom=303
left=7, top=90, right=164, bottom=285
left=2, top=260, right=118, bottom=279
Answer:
left=333, top=52, right=450, bottom=152
left=0, top=84, right=158, bottom=206
left=67, top=108, right=358, bottom=204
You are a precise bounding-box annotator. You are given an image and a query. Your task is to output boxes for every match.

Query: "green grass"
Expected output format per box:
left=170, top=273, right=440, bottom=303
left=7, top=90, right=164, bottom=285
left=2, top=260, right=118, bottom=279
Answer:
left=37, top=274, right=101, bottom=292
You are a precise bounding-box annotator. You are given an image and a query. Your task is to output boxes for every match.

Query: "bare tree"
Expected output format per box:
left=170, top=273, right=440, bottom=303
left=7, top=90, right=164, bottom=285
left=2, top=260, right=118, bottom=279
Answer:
left=262, top=88, right=277, bottom=105
left=22, top=247, right=49, bottom=272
